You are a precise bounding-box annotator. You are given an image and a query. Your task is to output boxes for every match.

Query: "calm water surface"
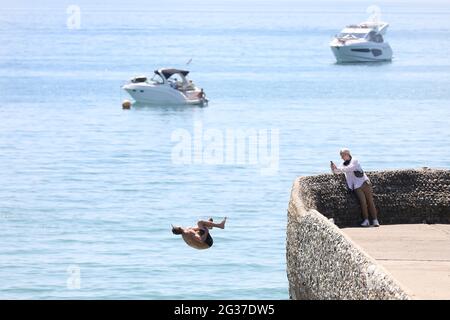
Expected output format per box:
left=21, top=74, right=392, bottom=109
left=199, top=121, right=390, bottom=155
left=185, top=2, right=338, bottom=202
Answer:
left=0, top=0, right=449, bottom=299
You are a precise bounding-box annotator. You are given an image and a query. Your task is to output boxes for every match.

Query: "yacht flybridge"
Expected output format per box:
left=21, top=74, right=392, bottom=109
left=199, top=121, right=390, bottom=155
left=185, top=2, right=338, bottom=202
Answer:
left=330, top=21, right=393, bottom=63
left=122, top=68, right=208, bottom=105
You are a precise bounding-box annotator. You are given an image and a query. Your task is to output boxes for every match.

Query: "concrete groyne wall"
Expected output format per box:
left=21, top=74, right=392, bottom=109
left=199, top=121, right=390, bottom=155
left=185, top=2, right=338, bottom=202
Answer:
left=286, top=168, right=450, bottom=300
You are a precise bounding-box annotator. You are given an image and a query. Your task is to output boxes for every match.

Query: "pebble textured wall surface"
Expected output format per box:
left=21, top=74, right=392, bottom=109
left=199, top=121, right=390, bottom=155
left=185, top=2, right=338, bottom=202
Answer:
left=286, top=168, right=449, bottom=299
left=287, top=208, right=409, bottom=299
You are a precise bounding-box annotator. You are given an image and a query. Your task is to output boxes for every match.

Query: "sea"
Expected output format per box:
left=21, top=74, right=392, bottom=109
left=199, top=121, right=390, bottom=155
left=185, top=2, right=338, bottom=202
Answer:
left=0, top=0, right=449, bottom=299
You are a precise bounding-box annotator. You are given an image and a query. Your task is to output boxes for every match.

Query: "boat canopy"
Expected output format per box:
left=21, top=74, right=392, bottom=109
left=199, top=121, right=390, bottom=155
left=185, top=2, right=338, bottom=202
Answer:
left=156, top=68, right=190, bottom=79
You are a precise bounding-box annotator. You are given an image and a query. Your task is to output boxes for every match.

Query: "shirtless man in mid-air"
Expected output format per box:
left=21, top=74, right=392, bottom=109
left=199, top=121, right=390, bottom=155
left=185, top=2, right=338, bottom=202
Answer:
left=171, top=217, right=227, bottom=250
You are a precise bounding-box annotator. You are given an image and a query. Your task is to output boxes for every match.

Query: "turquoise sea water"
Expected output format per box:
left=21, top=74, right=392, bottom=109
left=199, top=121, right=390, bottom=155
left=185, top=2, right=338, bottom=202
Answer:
left=1, top=0, right=449, bottom=299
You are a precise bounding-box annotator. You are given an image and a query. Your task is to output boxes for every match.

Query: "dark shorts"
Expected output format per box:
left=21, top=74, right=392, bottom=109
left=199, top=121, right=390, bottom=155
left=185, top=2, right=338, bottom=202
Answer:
left=198, top=229, right=214, bottom=247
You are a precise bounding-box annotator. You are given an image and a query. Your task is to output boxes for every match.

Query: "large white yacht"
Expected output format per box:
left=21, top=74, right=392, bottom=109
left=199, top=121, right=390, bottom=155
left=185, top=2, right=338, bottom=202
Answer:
left=122, top=68, right=208, bottom=105
left=330, top=21, right=393, bottom=63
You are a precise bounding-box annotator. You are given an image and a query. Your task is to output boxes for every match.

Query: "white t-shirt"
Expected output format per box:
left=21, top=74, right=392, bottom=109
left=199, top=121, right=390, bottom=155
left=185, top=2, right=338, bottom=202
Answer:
left=332, top=158, right=369, bottom=190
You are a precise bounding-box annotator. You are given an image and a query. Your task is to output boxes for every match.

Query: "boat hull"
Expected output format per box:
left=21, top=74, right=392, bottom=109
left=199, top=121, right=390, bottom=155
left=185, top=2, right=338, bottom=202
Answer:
left=330, top=42, right=393, bottom=63
left=123, top=83, right=206, bottom=105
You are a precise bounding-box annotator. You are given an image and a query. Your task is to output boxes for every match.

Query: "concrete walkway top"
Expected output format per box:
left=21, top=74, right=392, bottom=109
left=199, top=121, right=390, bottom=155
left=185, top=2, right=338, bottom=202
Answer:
left=342, top=224, right=450, bottom=300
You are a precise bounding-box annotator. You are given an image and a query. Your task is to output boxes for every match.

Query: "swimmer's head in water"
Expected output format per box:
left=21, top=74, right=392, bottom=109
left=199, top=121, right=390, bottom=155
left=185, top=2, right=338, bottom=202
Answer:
left=172, top=226, right=183, bottom=235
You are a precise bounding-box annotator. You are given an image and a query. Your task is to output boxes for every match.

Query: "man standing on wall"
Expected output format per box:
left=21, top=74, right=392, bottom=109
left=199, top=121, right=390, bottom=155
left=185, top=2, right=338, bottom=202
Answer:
left=331, top=148, right=380, bottom=227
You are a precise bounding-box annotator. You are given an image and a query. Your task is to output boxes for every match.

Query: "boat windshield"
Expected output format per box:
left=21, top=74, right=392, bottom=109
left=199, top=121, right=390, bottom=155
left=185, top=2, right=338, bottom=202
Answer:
left=167, top=73, right=187, bottom=84
left=338, top=32, right=367, bottom=39
left=151, top=73, right=164, bottom=84
left=366, top=31, right=384, bottom=43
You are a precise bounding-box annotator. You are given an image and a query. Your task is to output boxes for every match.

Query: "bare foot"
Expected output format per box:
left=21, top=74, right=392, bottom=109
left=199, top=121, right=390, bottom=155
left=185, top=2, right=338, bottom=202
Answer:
left=219, top=217, right=227, bottom=229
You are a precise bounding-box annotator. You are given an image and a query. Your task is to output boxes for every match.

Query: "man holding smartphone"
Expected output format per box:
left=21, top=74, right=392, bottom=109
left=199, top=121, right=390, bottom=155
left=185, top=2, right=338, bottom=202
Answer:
left=330, top=148, right=380, bottom=227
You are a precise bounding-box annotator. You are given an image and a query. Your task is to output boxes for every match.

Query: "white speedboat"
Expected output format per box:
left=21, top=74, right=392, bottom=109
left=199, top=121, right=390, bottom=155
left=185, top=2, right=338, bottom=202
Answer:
left=330, top=21, right=393, bottom=63
left=122, top=68, right=208, bottom=105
